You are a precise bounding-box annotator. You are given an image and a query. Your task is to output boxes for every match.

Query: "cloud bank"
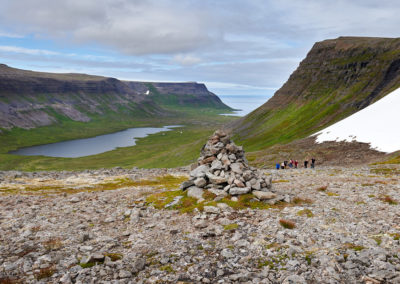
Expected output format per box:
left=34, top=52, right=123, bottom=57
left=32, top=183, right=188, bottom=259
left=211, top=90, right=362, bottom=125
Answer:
left=0, top=0, right=399, bottom=95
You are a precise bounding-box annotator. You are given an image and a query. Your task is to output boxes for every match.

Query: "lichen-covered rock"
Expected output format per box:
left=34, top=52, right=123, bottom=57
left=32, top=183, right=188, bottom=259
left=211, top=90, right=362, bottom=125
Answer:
left=252, top=190, right=276, bottom=200
left=229, top=187, right=251, bottom=195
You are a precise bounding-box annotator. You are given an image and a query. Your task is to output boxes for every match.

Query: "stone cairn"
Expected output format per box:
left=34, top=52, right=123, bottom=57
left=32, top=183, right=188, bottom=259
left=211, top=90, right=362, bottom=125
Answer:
left=180, top=130, right=276, bottom=202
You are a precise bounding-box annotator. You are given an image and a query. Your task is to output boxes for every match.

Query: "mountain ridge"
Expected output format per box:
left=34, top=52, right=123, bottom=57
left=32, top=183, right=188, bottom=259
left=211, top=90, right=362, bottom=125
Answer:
left=0, top=64, right=231, bottom=129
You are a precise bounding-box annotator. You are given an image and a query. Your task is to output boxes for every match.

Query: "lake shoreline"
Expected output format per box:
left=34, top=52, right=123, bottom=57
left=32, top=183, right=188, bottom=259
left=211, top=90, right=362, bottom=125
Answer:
left=10, top=125, right=184, bottom=158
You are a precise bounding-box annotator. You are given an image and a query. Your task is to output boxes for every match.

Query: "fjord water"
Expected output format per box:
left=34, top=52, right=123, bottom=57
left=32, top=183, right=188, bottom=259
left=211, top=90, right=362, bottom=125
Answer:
left=219, top=94, right=271, bottom=116
left=11, top=125, right=182, bottom=158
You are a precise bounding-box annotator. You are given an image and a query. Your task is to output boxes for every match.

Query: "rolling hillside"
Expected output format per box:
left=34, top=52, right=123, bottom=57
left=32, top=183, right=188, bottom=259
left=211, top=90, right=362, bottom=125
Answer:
left=230, top=37, right=400, bottom=152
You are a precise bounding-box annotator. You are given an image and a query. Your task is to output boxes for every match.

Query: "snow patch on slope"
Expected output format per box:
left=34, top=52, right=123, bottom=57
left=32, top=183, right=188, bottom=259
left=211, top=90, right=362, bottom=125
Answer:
left=314, top=87, right=400, bottom=153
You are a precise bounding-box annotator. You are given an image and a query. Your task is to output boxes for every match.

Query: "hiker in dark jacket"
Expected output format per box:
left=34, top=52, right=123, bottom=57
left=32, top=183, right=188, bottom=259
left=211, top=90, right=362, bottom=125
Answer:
left=311, top=158, right=316, bottom=169
left=304, top=160, right=308, bottom=168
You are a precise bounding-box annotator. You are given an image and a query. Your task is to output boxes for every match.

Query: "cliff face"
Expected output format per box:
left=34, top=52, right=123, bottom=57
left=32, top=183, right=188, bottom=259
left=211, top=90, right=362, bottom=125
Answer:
left=128, top=81, right=228, bottom=109
left=0, top=64, right=230, bottom=129
left=231, top=37, right=400, bottom=151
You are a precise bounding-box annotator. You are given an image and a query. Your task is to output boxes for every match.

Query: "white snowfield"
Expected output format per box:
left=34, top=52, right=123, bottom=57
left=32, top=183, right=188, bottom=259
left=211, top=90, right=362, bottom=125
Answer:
left=314, top=87, right=400, bottom=153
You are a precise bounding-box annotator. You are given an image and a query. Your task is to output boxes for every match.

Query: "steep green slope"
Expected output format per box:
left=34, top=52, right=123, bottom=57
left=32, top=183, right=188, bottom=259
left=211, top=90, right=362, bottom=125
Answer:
left=231, top=37, right=400, bottom=151
left=229, top=37, right=400, bottom=151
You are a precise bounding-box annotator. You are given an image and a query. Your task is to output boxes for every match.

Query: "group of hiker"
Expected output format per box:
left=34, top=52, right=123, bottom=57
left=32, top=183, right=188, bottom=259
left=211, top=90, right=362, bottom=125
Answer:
left=276, top=158, right=316, bottom=170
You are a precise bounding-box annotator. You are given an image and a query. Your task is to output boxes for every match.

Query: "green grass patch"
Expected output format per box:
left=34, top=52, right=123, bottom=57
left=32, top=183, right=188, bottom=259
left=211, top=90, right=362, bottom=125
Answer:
left=4, top=174, right=187, bottom=195
left=160, top=264, right=175, bottom=273
left=370, top=168, right=400, bottom=176
left=373, top=237, right=382, bottom=246
left=297, top=209, right=314, bottom=217
left=223, top=223, right=239, bottom=231
left=272, top=179, right=290, bottom=183
left=257, top=253, right=289, bottom=270
left=79, top=262, right=98, bottom=269
left=343, top=243, right=365, bottom=251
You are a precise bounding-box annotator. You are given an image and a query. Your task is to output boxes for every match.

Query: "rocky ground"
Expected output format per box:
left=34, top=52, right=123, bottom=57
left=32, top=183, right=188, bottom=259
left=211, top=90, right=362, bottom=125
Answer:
left=0, top=164, right=400, bottom=283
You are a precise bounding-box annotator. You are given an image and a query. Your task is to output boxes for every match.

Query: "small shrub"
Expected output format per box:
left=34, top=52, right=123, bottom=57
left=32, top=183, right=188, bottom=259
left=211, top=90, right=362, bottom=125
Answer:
left=0, top=277, right=22, bottom=284
left=390, top=233, right=400, bottom=240
left=326, top=192, right=339, bottom=197
left=34, top=266, right=56, bottom=280
left=31, top=226, right=41, bottom=233
left=279, top=219, right=295, bottom=229
left=292, top=197, right=312, bottom=205
left=42, top=237, right=63, bottom=251
left=265, top=242, right=280, bottom=250
left=16, top=247, right=36, bottom=257
left=105, top=253, right=123, bottom=261
left=203, top=190, right=217, bottom=200
left=316, top=185, right=328, bottom=192
left=380, top=195, right=398, bottom=205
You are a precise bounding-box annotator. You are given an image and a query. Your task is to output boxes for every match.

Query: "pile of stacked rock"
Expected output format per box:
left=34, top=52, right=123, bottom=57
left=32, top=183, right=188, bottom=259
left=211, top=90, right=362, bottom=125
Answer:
left=181, top=130, right=276, bottom=201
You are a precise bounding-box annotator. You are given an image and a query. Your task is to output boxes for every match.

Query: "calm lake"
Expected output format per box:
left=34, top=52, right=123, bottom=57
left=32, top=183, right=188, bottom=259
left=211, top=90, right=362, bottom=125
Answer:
left=10, top=125, right=183, bottom=158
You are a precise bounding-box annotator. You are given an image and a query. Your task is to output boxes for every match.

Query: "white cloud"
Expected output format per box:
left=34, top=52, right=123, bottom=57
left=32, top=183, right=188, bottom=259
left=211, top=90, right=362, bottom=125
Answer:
left=172, top=54, right=202, bottom=66
left=0, top=45, right=59, bottom=56
left=0, top=31, right=24, bottom=38
left=1, top=0, right=400, bottom=95
left=0, top=0, right=216, bottom=55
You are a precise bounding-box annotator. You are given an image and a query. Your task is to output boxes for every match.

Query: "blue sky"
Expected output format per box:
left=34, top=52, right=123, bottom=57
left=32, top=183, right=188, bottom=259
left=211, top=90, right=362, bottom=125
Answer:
left=0, top=0, right=399, bottom=98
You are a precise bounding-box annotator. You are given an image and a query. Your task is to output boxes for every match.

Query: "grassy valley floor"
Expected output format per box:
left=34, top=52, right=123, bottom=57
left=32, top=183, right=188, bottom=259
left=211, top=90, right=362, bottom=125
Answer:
left=0, top=107, right=237, bottom=171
